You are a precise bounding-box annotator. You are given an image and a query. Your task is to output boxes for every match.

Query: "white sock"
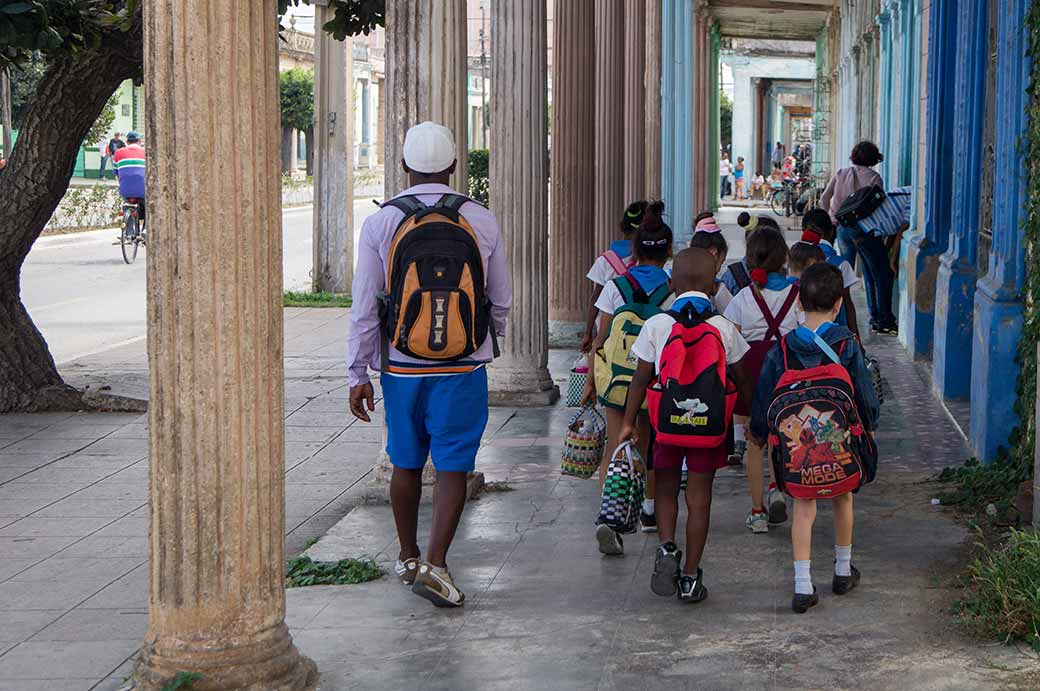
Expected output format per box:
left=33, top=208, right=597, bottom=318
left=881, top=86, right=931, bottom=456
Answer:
left=642, top=499, right=655, bottom=514
left=835, top=545, right=852, bottom=577
left=734, top=423, right=746, bottom=443
left=794, top=560, right=813, bottom=595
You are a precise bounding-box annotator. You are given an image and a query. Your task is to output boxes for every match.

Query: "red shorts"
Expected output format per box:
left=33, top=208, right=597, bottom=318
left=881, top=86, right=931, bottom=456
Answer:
left=653, top=442, right=728, bottom=473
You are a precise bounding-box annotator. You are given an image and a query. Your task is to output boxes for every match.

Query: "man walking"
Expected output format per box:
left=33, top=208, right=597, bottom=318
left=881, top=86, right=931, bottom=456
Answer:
left=347, top=121, right=511, bottom=608
left=771, top=141, right=784, bottom=170
left=106, top=133, right=125, bottom=180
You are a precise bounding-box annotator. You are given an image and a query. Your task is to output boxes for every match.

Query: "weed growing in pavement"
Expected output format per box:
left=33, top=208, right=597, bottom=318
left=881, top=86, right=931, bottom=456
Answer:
left=162, top=672, right=203, bottom=691
left=285, top=556, right=382, bottom=587
left=938, top=452, right=1031, bottom=524
left=283, top=291, right=352, bottom=308
left=958, top=529, right=1040, bottom=651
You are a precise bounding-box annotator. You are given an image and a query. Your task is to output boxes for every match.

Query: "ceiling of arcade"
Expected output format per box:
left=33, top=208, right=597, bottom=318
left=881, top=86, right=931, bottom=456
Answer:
left=708, top=0, right=834, bottom=41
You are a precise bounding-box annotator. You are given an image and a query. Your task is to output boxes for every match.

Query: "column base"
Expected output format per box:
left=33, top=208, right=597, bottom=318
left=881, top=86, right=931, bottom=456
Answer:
left=932, top=256, right=977, bottom=400
left=896, top=229, right=916, bottom=350
left=488, top=387, right=560, bottom=406
left=969, top=284, right=1024, bottom=461
left=902, top=235, right=942, bottom=359
left=135, top=623, right=317, bottom=691
left=487, top=363, right=560, bottom=407
left=548, top=320, right=585, bottom=349
left=363, top=451, right=486, bottom=504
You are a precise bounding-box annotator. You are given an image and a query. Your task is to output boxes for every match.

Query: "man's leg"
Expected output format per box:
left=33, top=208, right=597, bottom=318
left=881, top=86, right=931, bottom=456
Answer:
left=380, top=373, right=430, bottom=562
left=427, top=471, right=468, bottom=567
left=859, top=233, right=898, bottom=328
left=391, top=467, right=423, bottom=562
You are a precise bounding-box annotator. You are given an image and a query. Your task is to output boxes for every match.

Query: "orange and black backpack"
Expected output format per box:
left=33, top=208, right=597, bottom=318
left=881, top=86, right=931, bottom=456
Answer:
left=378, top=194, right=497, bottom=364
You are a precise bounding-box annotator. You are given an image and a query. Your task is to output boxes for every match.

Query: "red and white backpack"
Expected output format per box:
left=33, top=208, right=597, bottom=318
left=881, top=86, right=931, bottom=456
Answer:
left=646, top=306, right=737, bottom=448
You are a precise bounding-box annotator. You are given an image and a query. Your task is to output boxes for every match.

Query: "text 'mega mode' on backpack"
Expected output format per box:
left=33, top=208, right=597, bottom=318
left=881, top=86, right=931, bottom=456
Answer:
left=646, top=305, right=737, bottom=448
left=594, top=273, right=671, bottom=410
left=379, top=194, right=496, bottom=363
left=835, top=184, right=886, bottom=227
left=766, top=333, right=877, bottom=500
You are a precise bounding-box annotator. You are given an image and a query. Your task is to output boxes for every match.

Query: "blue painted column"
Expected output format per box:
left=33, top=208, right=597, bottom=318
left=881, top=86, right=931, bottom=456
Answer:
left=660, top=0, right=675, bottom=219
left=904, top=0, right=958, bottom=358
left=971, top=0, right=1031, bottom=460
left=876, top=9, right=893, bottom=183
left=660, top=0, right=694, bottom=245
left=933, top=0, right=988, bottom=399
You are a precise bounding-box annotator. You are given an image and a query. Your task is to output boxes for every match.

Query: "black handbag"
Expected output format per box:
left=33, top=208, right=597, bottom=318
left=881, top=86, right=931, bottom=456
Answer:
left=836, top=184, right=886, bottom=227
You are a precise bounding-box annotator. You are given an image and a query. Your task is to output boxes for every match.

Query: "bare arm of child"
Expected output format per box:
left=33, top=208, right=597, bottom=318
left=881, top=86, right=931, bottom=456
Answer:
left=619, top=358, right=654, bottom=444
left=580, top=284, right=606, bottom=352
left=580, top=312, right=613, bottom=405
left=730, top=359, right=756, bottom=438
left=843, top=289, right=861, bottom=341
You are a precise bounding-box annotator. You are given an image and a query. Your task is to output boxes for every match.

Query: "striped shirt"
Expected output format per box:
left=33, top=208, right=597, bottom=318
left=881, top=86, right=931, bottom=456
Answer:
left=112, top=144, right=146, bottom=198
left=858, top=186, right=913, bottom=237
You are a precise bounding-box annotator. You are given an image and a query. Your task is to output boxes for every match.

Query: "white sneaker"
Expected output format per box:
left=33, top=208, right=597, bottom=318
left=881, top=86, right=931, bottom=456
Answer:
left=394, top=556, right=420, bottom=585
left=746, top=509, right=769, bottom=533
left=411, top=562, right=465, bottom=607
left=767, top=487, right=788, bottom=524
left=596, top=523, right=624, bottom=555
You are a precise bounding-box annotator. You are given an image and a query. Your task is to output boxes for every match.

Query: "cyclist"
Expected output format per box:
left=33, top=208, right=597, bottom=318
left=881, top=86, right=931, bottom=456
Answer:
left=113, top=131, right=146, bottom=236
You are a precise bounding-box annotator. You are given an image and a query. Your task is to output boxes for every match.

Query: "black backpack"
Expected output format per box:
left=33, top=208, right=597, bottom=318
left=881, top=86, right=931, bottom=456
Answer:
left=836, top=184, right=886, bottom=227
left=726, top=261, right=751, bottom=291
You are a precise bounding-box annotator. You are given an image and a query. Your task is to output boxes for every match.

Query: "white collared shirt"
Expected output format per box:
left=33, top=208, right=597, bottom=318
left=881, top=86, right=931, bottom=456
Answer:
left=631, top=291, right=750, bottom=372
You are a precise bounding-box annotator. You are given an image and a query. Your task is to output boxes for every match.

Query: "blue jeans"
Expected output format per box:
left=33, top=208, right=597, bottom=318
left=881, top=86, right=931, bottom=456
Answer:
left=838, top=224, right=896, bottom=328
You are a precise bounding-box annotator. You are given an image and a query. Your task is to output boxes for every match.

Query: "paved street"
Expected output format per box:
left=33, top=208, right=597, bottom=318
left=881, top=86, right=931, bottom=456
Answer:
left=21, top=201, right=378, bottom=366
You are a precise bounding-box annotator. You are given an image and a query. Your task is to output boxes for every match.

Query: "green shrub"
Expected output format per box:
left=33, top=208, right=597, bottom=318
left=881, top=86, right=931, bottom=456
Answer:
left=283, top=291, right=351, bottom=308
left=285, top=556, right=382, bottom=587
left=960, top=529, right=1040, bottom=649
left=468, top=148, right=489, bottom=205
left=938, top=452, right=1031, bottom=521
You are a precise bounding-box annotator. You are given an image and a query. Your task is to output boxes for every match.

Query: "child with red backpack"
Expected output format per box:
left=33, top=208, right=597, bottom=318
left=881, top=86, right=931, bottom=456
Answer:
left=579, top=200, right=649, bottom=352
left=582, top=202, right=674, bottom=552
left=750, top=263, right=879, bottom=613
left=619, top=248, right=752, bottom=603
left=723, top=226, right=802, bottom=534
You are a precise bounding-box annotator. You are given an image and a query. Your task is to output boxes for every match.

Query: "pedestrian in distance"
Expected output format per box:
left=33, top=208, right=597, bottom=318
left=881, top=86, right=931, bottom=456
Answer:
left=800, top=209, right=862, bottom=341
left=347, top=121, right=512, bottom=608
left=723, top=226, right=802, bottom=534
left=620, top=248, right=752, bottom=603
left=750, top=262, right=880, bottom=613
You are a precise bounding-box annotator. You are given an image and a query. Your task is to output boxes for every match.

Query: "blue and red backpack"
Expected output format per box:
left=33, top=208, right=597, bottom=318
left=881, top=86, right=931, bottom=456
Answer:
left=766, top=333, right=877, bottom=500
left=646, top=306, right=737, bottom=448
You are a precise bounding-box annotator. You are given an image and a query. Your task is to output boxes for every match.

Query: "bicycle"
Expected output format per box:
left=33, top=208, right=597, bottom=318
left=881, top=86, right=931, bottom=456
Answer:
left=770, top=179, right=798, bottom=217
left=120, top=198, right=146, bottom=264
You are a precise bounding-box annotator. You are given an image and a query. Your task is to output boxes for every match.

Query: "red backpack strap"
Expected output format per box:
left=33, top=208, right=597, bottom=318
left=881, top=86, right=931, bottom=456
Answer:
left=602, top=250, right=630, bottom=275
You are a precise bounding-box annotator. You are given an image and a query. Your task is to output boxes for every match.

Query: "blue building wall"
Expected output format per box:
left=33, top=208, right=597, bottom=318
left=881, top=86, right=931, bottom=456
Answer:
left=660, top=0, right=695, bottom=247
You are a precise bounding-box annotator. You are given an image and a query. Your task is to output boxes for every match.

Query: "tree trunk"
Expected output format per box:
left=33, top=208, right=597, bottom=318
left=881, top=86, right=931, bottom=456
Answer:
left=0, top=16, right=142, bottom=412
left=305, top=126, right=314, bottom=177
left=281, top=125, right=293, bottom=173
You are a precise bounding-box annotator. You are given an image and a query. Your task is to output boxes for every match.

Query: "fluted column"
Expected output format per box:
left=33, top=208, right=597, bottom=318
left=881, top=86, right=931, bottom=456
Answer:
left=384, top=0, right=468, bottom=195
left=488, top=0, right=558, bottom=405
left=645, top=0, right=662, bottom=198
left=135, top=1, right=316, bottom=688
left=623, top=0, right=646, bottom=202
left=594, top=0, right=625, bottom=251
left=549, top=0, right=596, bottom=345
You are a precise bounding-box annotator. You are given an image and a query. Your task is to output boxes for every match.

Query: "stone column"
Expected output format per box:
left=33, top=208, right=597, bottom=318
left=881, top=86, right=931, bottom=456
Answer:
left=689, top=7, right=707, bottom=215
left=313, top=7, right=355, bottom=293
left=488, top=0, right=558, bottom=406
left=384, top=0, right=468, bottom=196
left=548, top=0, right=596, bottom=345
left=644, top=0, right=662, bottom=199
left=594, top=0, right=625, bottom=251
left=135, top=1, right=317, bottom=688
left=623, top=0, right=646, bottom=203
left=289, top=130, right=299, bottom=174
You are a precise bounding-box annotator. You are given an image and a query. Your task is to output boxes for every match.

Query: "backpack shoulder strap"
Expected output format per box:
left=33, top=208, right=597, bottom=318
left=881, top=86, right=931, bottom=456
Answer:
left=438, top=194, right=471, bottom=212
left=602, top=250, right=630, bottom=275
left=728, top=261, right=751, bottom=290
left=613, top=274, right=637, bottom=305
left=758, top=286, right=799, bottom=341
left=381, top=195, right=426, bottom=217
left=647, top=282, right=672, bottom=307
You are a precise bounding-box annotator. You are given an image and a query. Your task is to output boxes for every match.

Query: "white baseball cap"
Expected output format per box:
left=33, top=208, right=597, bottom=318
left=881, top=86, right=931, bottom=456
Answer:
left=403, top=121, right=456, bottom=174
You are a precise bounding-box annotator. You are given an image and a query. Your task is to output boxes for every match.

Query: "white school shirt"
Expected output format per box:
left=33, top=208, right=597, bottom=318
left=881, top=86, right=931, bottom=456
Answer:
left=631, top=291, right=750, bottom=373
left=713, top=281, right=734, bottom=315
left=594, top=278, right=675, bottom=315
left=819, top=239, right=860, bottom=289
left=723, top=284, right=803, bottom=342
left=586, top=254, right=629, bottom=287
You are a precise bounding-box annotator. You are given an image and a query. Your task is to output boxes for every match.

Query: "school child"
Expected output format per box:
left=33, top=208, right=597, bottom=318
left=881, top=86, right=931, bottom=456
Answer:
left=749, top=263, right=880, bottom=612
left=580, top=200, right=649, bottom=352
left=620, top=248, right=752, bottom=602
left=787, top=242, right=826, bottom=285
left=688, top=217, right=733, bottom=314
left=723, top=226, right=801, bottom=533
left=801, top=209, right=861, bottom=340
left=583, top=201, right=674, bottom=552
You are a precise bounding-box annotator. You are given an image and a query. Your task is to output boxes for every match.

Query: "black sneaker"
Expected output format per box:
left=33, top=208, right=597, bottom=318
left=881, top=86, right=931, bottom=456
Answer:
left=832, top=564, right=861, bottom=595
left=677, top=569, right=708, bottom=603
left=640, top=511, right=658, bottom=533
left=792, top=587, right=819, bottom=614
left=651, top=542, right=682, bottom=596
left=596, top=523, right=624, bottom=556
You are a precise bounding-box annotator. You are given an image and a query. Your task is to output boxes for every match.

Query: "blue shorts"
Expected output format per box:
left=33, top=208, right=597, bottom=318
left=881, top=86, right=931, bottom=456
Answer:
left=381, top=367, right=489, bottom=473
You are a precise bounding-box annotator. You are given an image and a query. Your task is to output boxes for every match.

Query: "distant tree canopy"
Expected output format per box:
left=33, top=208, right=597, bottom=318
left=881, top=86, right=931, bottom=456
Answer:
left=278, top=0, right=384, bottom=40
left=720, top=91, right=733, bottom=155
left=280, top=68, right=315, bottom=133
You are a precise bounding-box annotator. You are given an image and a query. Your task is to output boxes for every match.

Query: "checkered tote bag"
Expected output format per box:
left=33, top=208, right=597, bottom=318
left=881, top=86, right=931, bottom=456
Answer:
left=560, top=406, right=606, bottom=479
left=595, top=441, right=646, bottom=534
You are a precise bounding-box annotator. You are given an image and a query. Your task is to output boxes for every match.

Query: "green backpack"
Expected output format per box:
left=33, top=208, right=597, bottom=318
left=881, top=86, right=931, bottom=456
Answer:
left=594, top=273, right=671, bottom=410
